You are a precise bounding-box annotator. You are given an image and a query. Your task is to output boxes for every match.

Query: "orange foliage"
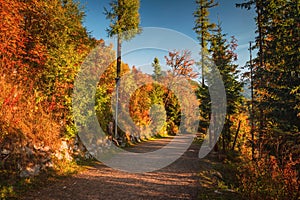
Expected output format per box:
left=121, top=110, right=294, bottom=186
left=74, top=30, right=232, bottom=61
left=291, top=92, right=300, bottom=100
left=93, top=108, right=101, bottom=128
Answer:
left=0, top=0, right=26, bottom=73
left=165, top=50, right=198, bottom=79
left=238, top=150, right=300, bottom=199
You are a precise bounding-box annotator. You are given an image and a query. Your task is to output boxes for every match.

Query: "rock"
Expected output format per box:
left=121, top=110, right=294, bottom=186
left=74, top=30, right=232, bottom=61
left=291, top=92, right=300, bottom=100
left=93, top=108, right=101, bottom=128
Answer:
left=84, top=152, right=93, bottom=159
left=214, top=190, right=222, bottom=194
left=60, top=140, right=69, bottom=151
left=55, top=151, right=64, bottom=160
left=64, top=151, right=73, bottom=162
left=20, top=165, right=41, bottom=178
left=1, top=149, right=10, bottom=155
left=43, top=146, right=50, bottom=152
left=54, top=149, right=72, bottom=161
left=45, top=161, right=54, bottom=168
left=24, top=146, right=34, bottom=156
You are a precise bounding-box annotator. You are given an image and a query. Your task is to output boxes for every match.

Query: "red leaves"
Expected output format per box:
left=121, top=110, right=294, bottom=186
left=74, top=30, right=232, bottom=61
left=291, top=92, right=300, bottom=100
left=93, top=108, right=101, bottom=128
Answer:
left=165, top=50, right=198, bottom=79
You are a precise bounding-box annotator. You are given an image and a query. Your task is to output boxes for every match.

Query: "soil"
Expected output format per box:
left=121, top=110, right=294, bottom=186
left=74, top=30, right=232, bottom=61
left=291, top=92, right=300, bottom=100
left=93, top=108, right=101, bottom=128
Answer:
left=21, top=137, right=241, bottom=200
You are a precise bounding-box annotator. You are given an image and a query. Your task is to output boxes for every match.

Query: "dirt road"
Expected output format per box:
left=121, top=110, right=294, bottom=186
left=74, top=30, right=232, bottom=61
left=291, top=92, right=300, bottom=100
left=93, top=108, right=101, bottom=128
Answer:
left=22, top=137, right=238, bottom=200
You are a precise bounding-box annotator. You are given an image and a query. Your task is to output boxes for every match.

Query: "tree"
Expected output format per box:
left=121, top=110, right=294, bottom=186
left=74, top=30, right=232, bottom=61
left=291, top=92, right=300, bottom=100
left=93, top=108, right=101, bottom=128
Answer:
left=254, top=0, right=299, bottom=160
left=0, top=0, right=96, bottom=139
left=164, top=50, right=198, bottom=79
left=209, top=23, right=244, bottom=152
left=0, top=0, right=99, bottom=185
left=96, top=59, right=131, bottom=138
left=164, top=50, right=199, bottom=135
left=27, top=0, right=98, bottom=138
left=105, top=0, right=141, bottom=139
left=152, top=57, right=162, bottom=81
left=150, top=57, right=164, bottom=107
left=236, top=2, right=300, bottom=198
left=237, top=0, right=300, bottom=158
left=193, top=0, right=218, bottom=86
left=236, top=0, right=266, bottom=153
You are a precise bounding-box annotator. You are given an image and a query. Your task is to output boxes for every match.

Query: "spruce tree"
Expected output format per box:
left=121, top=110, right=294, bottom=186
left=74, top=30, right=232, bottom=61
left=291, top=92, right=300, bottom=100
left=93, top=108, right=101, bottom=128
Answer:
left=152, top=57, right=162, bottom=81
left=194, top=0, right=218, bottom=147
left=237, top=0, right=300, bottom=160
left=209, top=23, right=243, bottom=152
left=193, top=0, right=218, bottom=86
left=105, top=0, right=141, bottom=139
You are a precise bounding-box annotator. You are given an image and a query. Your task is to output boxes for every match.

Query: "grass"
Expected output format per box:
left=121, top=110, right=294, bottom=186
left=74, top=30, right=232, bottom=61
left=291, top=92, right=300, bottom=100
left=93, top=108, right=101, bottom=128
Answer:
left=197, top=148, right=245, bottom=200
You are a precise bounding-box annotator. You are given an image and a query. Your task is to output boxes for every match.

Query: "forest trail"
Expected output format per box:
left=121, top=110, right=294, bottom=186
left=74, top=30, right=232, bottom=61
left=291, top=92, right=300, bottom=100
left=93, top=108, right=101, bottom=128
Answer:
left=22, top=137, right=240, bottom=200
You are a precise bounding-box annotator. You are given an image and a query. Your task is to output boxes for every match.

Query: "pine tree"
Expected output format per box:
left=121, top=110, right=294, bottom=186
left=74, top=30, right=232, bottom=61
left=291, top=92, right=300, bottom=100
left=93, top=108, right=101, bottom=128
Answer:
left=237, top=0, right=300, bottom=161
left=152, top=57, right=162, bottom=81
left=193, top=0, right=218, bottom=86
left=105, top=0, right=141, bottom=139
left=105, top=0, right=141, bottom=79
left=193, top=0, right=218, bottom=147
left=209, top=23, right=244, bottom=152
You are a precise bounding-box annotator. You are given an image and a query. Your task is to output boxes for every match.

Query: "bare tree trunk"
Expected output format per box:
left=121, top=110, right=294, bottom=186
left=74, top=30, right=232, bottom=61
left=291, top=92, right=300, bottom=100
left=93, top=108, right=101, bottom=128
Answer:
left=232, top=120, right=241, bottom=151
left=209, top=113, right=213, bottom=148
left=249, top=41, right=255, bottom=160
left=256, top=0, right=264, bottom=158
left=115, top=19, right=122, bottom=141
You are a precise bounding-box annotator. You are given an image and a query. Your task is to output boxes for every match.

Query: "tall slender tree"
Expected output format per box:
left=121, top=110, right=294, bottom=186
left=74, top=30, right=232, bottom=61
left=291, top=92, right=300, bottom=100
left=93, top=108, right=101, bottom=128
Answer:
left=237, top=0, right=300, bottom=160
left=194, top=0, right=218, bottom=147
left=193, top=0, right=218, bottom=86
left=152, top=57, right=162, bottom=81
left=209, top=23, right=244, bottom=152
left=105, top=0, right=141, bottom=140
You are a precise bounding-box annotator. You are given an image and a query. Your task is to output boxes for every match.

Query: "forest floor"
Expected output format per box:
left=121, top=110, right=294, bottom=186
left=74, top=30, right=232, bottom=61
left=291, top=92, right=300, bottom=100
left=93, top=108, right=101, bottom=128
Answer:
left=20, top=137, right=243, bottom=200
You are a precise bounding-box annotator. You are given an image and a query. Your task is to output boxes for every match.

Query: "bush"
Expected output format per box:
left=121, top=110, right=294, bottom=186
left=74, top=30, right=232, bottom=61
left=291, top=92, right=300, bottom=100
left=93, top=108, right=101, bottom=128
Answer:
left=237, top=155, right=300, bottom=199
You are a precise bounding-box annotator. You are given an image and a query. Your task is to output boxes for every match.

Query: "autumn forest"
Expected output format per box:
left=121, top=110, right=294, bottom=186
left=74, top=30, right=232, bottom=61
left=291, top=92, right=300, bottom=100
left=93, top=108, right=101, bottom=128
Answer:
left=0, top=0, right=299, bottom=199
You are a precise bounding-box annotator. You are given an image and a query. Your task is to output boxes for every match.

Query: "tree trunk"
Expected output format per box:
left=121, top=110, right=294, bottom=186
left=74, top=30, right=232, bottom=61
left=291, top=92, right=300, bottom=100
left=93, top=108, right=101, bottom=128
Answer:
left=232, top=120, right=241, bottom=151
left=114, top=14, right=122, bottom=140
left=256, top=0, right=264, bottom=158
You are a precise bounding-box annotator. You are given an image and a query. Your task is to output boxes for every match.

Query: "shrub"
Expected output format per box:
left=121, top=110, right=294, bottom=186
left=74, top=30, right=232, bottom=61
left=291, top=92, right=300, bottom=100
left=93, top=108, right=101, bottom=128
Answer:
left=237, top=155, right=300, bottom=199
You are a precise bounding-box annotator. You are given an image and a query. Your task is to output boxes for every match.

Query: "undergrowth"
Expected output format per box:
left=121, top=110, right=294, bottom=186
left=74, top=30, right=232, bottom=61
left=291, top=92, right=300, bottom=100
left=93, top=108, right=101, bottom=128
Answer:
left=0, top=157, right=95, bottom=199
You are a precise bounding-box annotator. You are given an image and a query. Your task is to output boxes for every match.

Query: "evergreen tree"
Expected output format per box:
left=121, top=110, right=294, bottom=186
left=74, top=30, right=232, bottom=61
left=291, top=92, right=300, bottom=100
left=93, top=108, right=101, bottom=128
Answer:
left=193, top=0, right=218, bottom=147
left=237, top=0, right=300, bottom=160
left=152, top=57, right=162, bottom=81
left=105, top=0, right=141, bottom=139
left=209, top=23, right=244, bottom=152
left=193, top=0, right=218, bottom=86
left=104, top=0, right=141, bottom=79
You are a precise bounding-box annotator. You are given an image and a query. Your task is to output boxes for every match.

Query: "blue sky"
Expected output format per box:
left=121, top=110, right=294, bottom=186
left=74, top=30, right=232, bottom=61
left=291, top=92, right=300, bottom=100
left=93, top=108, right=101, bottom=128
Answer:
left=79, top=0, right=257, bottom=73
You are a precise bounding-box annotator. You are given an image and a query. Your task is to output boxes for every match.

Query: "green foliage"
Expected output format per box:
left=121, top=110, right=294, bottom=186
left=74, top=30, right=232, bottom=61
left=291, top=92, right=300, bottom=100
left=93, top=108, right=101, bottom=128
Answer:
left=236, top=1, right=300, bottom=199
left=257, top=0, right=299, bottom=132
left=0, top=186, right=15, bottom=199
left=210, top=26, right=243, bottom=114
left=194, top=0, right=218, bottom=86
left=197, top=85, right=211, bottom=133
left=237, top=0, right=299, bottom=143
left=104, top=0, right=141, bottom=40
left=95, top=61, right=130, bottom=136
left=152, top=57, right=162, bottom=81
left=193, top=0, right=218, bottom=50
left=196, top=22, right=244, bottom=150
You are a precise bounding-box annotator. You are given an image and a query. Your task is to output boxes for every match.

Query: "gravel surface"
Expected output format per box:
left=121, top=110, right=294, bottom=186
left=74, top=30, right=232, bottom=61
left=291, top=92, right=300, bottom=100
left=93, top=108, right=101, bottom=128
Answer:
left=22, top=137, right=209, bottom=200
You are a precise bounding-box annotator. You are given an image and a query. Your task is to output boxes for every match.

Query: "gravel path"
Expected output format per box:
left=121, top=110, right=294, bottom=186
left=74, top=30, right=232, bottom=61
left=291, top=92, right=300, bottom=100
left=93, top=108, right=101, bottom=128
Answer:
left=22, top=137, right=210, bottom=200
